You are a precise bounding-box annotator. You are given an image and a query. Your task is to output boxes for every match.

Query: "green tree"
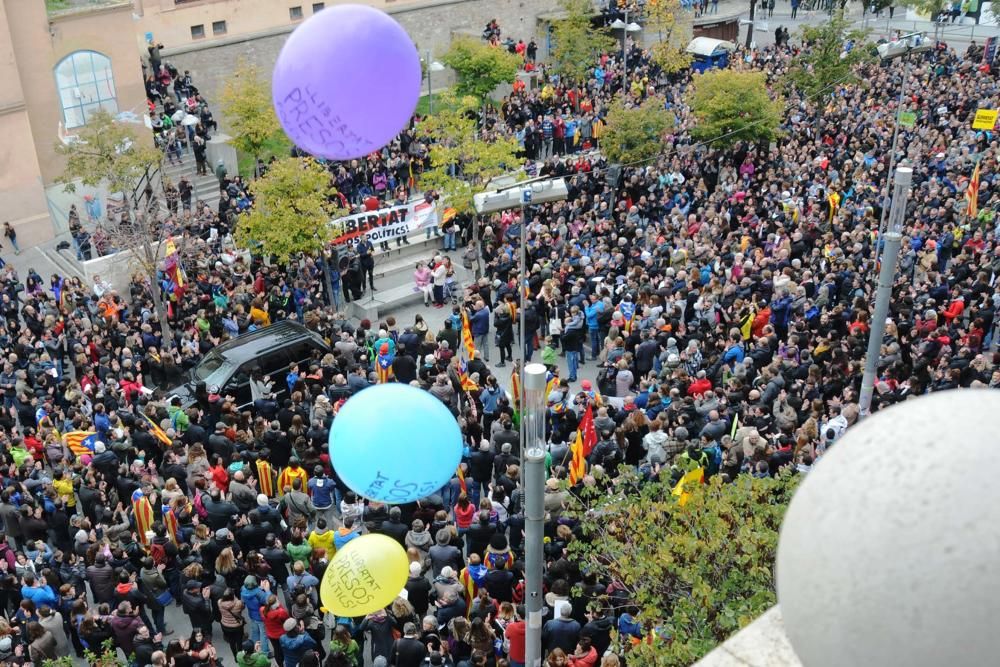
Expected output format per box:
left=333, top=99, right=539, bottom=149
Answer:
left=419, top=91, right=520, bottom=276
left=550, top=0, right=617, bottom=84
left=602, top=97, right=675, bottom=164
left=220, top=59, right=286, bottom=177
left=789, top=9, right=871, bottom=99
left=688, top=70, right=784, bottom=148
left=646, top=0, right=693, bottom=74
left=567, top=470, right=800, bottom=666
left=440, top=37, right=522, bottom=101
left=56, top=110, right=175, bottom=342
left=234, top=156, right=344, bottom=264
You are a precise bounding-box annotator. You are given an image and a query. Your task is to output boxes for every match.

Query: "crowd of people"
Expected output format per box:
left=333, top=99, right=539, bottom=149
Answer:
left=0, top=2, right=998, bottom=666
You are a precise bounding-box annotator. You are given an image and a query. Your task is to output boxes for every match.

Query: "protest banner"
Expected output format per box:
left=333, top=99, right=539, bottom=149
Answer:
left=329, top=199, right=438, bottom=246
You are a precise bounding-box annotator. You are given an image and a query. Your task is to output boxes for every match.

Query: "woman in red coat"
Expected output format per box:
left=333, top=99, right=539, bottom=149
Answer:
left=261, top=594, right=290, bottom=665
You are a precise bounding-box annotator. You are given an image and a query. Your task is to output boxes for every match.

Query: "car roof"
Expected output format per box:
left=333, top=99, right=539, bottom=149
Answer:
left=211, top=321, right=329, bottom=364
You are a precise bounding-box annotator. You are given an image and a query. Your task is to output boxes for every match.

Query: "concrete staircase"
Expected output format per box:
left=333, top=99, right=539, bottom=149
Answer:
left=160, top=152, right=221, bottom=212
left=347, top=233, right=472, bottom=322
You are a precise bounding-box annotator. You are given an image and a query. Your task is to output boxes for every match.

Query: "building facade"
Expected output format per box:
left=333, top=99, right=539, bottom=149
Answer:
left=1, top=0, right=147, bottom=247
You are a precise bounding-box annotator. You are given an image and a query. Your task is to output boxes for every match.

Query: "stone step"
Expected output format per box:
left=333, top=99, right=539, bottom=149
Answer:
left=347, top=279, right=464, bottom=323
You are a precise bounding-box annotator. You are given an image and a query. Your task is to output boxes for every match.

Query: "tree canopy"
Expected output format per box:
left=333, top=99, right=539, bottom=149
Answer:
left=646, top=0, right=693, bottom=74
left=418, top=91, right=521, bottom=216
left=687, top=70, right=784, bottom=148
left=56, top=110, right=162, bottom=200
left=550, top=0, right=617, bottom=84
left=220, top=59, right=285, bottom=173
left=602, top=97, right=675, bottom=164
left=788, top=9, right=872, bottom=99
left=440, top=37, right=522, bottom=101
left=568, top=469, right=800, bottom=666
left=234, top=157, right=344, bottom=263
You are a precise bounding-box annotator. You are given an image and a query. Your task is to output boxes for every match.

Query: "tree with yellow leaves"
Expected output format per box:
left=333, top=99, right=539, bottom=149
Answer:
left=220, top=60, right=285, bottom=178
left=646, top=0, right=693, bottom=74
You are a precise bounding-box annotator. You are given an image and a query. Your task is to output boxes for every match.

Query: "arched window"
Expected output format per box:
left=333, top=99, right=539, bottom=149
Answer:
left=55, top=51, right=118, bottom=129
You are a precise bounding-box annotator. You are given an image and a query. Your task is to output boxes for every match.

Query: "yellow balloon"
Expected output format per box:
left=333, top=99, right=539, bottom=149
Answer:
left=320, top=534, right=409, bottom=617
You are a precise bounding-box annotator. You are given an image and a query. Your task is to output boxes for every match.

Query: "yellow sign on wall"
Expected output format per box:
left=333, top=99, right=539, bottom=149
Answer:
left=972, top=108, right=998, bottom=130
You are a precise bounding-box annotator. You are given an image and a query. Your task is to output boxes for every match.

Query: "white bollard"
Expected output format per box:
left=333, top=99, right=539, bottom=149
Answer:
left=777, top=389, right=1000, bottom=667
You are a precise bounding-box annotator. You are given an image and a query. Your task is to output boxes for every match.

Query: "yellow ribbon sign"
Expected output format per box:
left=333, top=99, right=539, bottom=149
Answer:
left=972, top=109, right=998, bottom=130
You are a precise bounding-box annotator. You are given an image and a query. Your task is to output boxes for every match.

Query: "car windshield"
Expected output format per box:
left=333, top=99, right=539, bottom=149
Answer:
left=191, top=352, right=231, bottom=382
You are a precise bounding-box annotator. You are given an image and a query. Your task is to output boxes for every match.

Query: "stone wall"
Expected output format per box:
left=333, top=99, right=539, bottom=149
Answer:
left=162, top=0, right=562, bottom=111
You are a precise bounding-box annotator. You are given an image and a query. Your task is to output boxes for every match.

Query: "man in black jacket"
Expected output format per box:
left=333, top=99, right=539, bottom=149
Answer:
left=468, top=441, right=494, bottom=505
left=388, top=622, right=428, bottom=667
left=465, top=511, right=495, bottom=559
left=378, top=506, right=409, bottom=546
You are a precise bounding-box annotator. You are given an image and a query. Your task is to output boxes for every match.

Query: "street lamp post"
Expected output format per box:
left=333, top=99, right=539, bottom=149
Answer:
left=609, top=12, right=641, bottom=96
left=859, top=166, right=912, bottom=417
left=425, top=51, right=445, bottom=114
left=522, top=363, right=547, bottom=667
left=474, top=177, right=568, bottom=665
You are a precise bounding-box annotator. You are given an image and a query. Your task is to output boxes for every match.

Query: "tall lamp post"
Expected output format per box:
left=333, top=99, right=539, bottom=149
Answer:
left=874, top=33, right=930, bottom=246
left=859, top=166, right=912, bottom=417
left=609, top=13, right=642, bottom=96
left=424, top=51, right=445, bottom=114
left=474, top=177, right=568, bottom=666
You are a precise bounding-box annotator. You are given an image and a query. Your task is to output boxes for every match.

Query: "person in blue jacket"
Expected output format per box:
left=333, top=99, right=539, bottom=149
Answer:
left=279, top=617, right=317, bottom=667
left=584, top=294, right=605, bottom=360
left=21, top=573, right=58, bottom=609
left=241, top=575, right=272, bottom=657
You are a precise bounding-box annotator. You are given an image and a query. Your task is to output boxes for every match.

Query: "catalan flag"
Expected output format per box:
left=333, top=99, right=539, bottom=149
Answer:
left=545, top=374, right=558, bottom=402
left=64, top=431, right=98, bottom=460
left=132, top=489, right=154, bottom=545
left=277, top=464, right=308, bottom=496
left=967, top=159, right=981, bottom=218
left=456, top=465, right=468, bottom=496
left=568, top=429, right=586, bottom=485
left=460, top=309, right=476, bottom=359
left=162, top=504, right=179, bottom=545
left=671, top=468, right=705, bottom=507
left=142, top=412, right=172, bottom=448
left=256, top=459, right=275, bottom=497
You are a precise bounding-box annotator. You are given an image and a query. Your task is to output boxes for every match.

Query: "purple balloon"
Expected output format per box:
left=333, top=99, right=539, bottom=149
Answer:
left=272, top=4, right=421, bottom=161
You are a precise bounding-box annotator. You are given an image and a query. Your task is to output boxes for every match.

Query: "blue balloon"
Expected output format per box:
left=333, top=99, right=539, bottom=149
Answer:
left=329, top=384, right=462, bottom=504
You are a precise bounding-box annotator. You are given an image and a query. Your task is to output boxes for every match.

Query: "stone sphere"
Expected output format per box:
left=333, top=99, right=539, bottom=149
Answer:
left=777, top=389, right=1000, bottom=667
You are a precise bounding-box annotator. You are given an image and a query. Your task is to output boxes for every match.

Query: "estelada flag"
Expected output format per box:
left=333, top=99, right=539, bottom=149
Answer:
left=375, top=352, right=395, bottom=384
left=579, top=405, right=598, bottom=457
left=569, top=429, right=586, bottom=485
left=141, top=412, right=172, bottom=447
left=64, top=431, right=98, bottom=460
left=967, top=159, right=981, bottom=218
left=256, top=459, right=275, bottom=497
left=459, top=359, right=478, bottom=392
left=132, top=489, right=154, bottom=545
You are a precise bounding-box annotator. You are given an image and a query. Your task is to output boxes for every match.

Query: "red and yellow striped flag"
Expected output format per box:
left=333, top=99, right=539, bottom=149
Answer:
left=142, top=412, right=172, bottom=448
left=461, top=309, right=476, bottom=359
left=256, top=459, right=275, bottom=497
left=277, top=465, right=308, bottom=496
left=162, top=505, right=180, bottom=545
left=132, top=489, right=154, bottom=545
left=456, top=465, right=468, bottom=496
left=967, top=159, right=981, bottom=218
